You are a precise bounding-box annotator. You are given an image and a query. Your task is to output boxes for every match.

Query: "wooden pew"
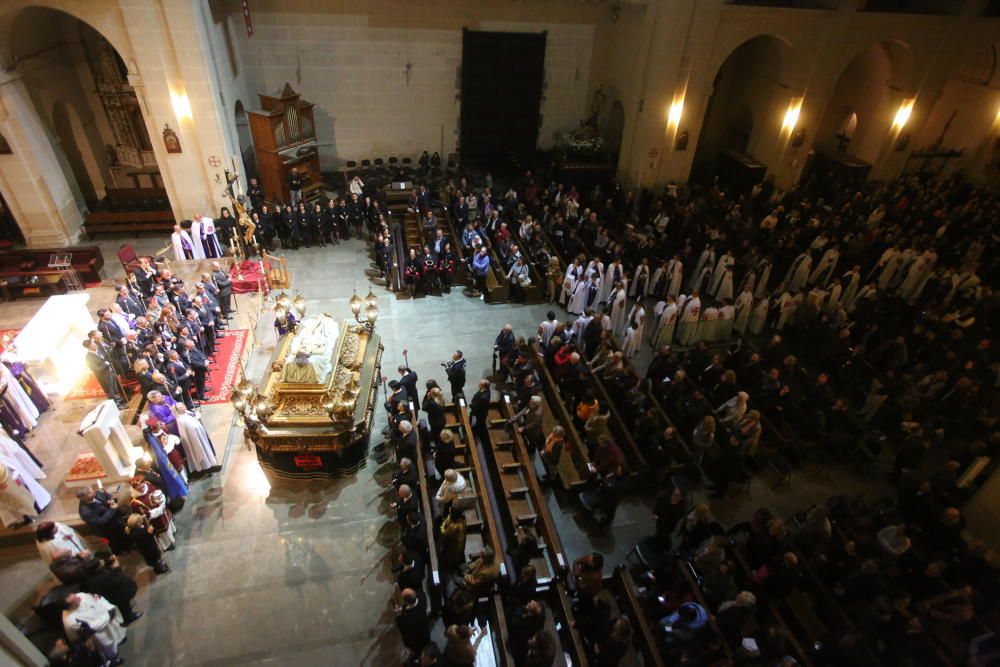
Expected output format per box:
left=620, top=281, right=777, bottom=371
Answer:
left=479, top=395, right=569, bottom=583
left=84, top=210, right=175, bottom=237
left=553, top=579, right=591, bottom=667
left=525, top=344, right=590, bottom=489
left=486, top=593, right=516, bottom=667
left=407, top=400, right=442, bottom=613
left=611, top=566, right=666, bottom=667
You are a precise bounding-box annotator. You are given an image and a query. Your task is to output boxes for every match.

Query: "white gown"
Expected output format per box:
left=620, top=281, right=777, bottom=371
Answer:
left=754, top=262, right=772, bottom=300
left=690, top=250, right=715, bottom=290
left=714, top=269, right=734, bottom=302
left=64, top=594, right=126, bottom=660
left=666, top=260, right=683, bottom=299
left=601, top=263, right=626, bottom=304
left=749, top=298, right=770, bottom=334
left=171, top=230, right=195, bottom=262
left=559, top=274, right=576, bottom=307
left=676, top=297, right=702, bottom=346
left=0, top=454, right=50, bottom=524
left=709, top=255, right=734, bottom=295
left=0, top=363, right=38, bottom=431
left=733, top=290, right=754, bottom=335
left=809, top=249, right=839, bottom=287
left=700, top=307, right=719, bottom=343
left=609, top=289, right=628, bottom=335
left=876, top=249, right=902, bottom=290
left=841, top=272, right=861, bottom=310
left=0, top=428, right=43, bottom=479
left=785, top=254, right=812, bottom=294
left=629, top=264, right=651, bottom=298
left=626, top=303, right=646, bottom=343
left=568, top=280, right=589, bottom=315
left=189, top=220, right=207, bottom=260
left=620, top=325, right=639, bottom=359
left=37, top=522, right=89, bottom=565
left=717, top=305, right=735, bottom=341
left=176, top=411, right=219, bottom=473
left=655, top=303, right=678, bottom=348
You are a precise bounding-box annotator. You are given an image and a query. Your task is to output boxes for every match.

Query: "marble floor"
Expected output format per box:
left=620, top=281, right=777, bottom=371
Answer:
left=0, top=236, right=888, bottom=666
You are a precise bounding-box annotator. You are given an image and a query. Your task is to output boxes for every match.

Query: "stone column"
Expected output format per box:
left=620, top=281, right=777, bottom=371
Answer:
left=0, top=68, right=83, bottom=247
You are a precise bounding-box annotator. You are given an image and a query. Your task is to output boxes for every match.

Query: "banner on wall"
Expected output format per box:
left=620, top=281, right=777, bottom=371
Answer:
left=241, top=0, right=254, bottom=38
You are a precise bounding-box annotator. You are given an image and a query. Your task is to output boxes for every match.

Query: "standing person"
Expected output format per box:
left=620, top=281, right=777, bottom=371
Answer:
left=422, top=386, right=447, bottom=448
left=471, top=246, right=490, bottom=297
left=60, top=593, right=126, bottom=666
left=181, top=340, right=209, bottom=401
left=76, top=487, right=129, bottom=555
left=445, top=350, right=467, bottom=401
left=398, top=364, right=419, bottom=401
left=288, top=167, right=303, bottom=207
left=211, top=261, right=233, bottom=318
left=469, top=379, right=491, bottom=445
left=508, top=257, right=530, bottom=302
left=439, top=506, right=467, bottom=570
left=395, top=588, right=430, bottom=659
left=0, top=460, right=39, bottom=527
left=83, top=340, right=126, bottom=409
left=125, top=513, right=170, bottom=574
left=173, top=404, right=219, bottom=475
left=170, top=224, right=195, bottom=261
left=35, top=521, right=88, bottom=566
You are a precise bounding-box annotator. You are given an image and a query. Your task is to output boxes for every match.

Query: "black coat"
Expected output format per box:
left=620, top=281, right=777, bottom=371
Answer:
left=395, top=596, right=430, bottom=652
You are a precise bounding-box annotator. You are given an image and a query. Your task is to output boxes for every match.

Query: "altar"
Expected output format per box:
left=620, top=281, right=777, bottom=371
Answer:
left=12, top=293, right=95, bottom=394
left=236, top=312, right=383, bottom=480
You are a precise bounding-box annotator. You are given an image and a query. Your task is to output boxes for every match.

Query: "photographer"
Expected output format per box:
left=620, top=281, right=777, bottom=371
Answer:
left=443, top=350, right=467, bottom=401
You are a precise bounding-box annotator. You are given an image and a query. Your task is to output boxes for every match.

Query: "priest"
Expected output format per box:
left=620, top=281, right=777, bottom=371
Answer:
left=0, top=459, right=45, bottom=527
left=145, top=391, right=179, bottom=435
left=189, top=217, right=208, bottom=260
left=174, top=403, right=219, bottom=475
left=170, top=224, right=196, bottom=261
left=1, top=345, right=50, bottom=414
left=0, top=360, right=39, bottom=434
left=60, top=593, right=126, bottom=664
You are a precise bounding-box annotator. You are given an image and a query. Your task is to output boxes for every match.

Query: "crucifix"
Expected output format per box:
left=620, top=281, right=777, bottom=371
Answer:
left=834, top=131, right=851, bottom=153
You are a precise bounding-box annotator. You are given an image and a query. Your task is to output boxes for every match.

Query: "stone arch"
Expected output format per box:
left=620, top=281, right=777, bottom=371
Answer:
left=51, top=99, right=100, bottom=204
left=813, top=40, right=917, bottom=163
left=691, top=34, right=793, bottom=183
left=0, top=1, right=135, bottom=67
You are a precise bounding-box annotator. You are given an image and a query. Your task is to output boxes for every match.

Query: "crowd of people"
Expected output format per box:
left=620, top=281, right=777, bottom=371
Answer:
left=375, top=165, right=996, bottom=666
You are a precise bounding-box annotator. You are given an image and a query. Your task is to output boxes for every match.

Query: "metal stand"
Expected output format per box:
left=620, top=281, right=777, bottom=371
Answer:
left=48, top=253, right=83, bottom=292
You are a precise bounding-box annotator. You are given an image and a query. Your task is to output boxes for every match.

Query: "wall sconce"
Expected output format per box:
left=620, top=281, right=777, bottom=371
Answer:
left=667, top=98, right=684, bottom=128
left=893, top=99, right=914, bottom=131
left=783, top=97, right=803, bottom=133
left=170, top=87, right=193, bottom=121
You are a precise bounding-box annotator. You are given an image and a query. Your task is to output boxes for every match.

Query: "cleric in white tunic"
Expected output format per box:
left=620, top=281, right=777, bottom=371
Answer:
left=0, top=451, right=50, bottom=516
left=188, top=217, right=208, bottom=260
left=36, top=521, right=89, bottom=566
left=170, top=224, right=196, bottom=261
left=174, top=403, right=219, bottom=474
left=61, top=593, right=126, bottom=662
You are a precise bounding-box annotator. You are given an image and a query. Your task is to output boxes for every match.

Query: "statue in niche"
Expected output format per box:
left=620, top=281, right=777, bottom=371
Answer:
left=791, top=128, right=806, bottom=148
left=675, top=130, right=689, bottom=152
left=163, top=125, right=182, bottom=154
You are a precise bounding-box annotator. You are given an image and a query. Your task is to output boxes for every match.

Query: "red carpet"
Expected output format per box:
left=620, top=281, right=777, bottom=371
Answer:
left=66, top=329, right=249, bottom=404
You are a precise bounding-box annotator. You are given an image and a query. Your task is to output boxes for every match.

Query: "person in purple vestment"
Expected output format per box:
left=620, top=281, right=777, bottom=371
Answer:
left=274, top=310, right=297, bottom=336
left=145, top=391, right=179, bottom=435
left=2, top=360, right=50, bottom=413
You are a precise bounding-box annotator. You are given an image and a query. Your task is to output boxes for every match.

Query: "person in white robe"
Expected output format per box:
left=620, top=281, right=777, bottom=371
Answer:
left=620, top=323, right=640, bottom=359
left=567, top=277, right=589, bottom=316
left=0, top=459, right=44, bottom=526
left=900, top=250, right=935, bottom=301
left=174, top=404, right=219, bottom=474
left=654, top=298, right=679, bottom=348
left=874, top=246, right=902, bottom=290
left=749, top=297, right=770, bottom=335
left=717, top=303, right=735, bottom=341
left=733, top=288, right=754, bottom=335
left=676, top=294, right=702, bottom=346
left=824, top=282, right=843, bottom=317
left=737, top=270, right=756, bottom=298
left=689, top=246, right=715, bottom=290
left=0, top=362, right=39, bottom=432
left=36, top=521, right=89, bottom=566
left=0, top=427, right=43, bottom=479
left=753, top=260, right=772, bottom=300
left=199, top=216, right=223, bottom=258
left=774, top=291, right=795, bottom=331
left=188, top=218, right=207, bottom=260
left=784, top=253, right=812, bottom=294
left=601, top=261, right=626, bottom=304
left=650, top=262, right=669, bottom=297
left=585, top=258, right=605, bottom=282
left=62, top=593, right=126, bottom=662
left=625, top=302, right=646, bottom=342
left=629, top=259, right=651, bottom=298
left=852, top=284, right=877, bottom=311
left=840, top=267, right=862, bottom=310
left=608, top=283, right=628, bottom=335
left=559, top=273, right=576, bottom=307
left=809, top=246, right=839, bottom=287
left=665, top=257, right=684, bottom=299
left=713, top=267, right=734, bottom=303
left=889, top=248, right=917, bottom=291
left=170, top=224, right=196, bottom=261
left=710, top=252, right=734, bottom=295
left=700, top=306, right=719, bottom=343
left=571, top=313, right=592, bottom=346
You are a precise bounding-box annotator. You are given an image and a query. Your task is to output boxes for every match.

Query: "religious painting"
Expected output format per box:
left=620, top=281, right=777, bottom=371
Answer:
left=791, top=128, right=806, bottom=148
left=675, top=130, right=689, bottom=151
left=0, top=133, right=11, bottom=155
left=163, top=124, right=182, bottom=154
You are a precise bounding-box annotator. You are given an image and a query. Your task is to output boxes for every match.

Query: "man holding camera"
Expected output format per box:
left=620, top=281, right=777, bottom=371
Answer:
left=444, top=350, right=467, bottom=401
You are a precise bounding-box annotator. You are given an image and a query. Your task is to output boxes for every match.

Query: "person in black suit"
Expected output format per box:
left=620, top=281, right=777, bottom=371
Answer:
left=182, top=339, right=209, bottom=400
left=209, top=261, right=233, bottom=318
left=323, top=198, right=341, bottom=245
left=445, top=350, right=467, bottom=401
left=166, top=350, right=196, bottom=409
left=96, top=309, right=128, bottom=373
left=246, top=178, right=264, bottom=211
left=132, top=257, right=156, bottom=298
left=288, top=168, right=304, bottom=207
left=76, top=486, right=129, bottom=554
left=83, top=339, right=125, bottom=408
left=398, top=364, right=419, bottom=399
left=469, top=378, right=491, bottom=445
left=116, top=285, right=146, bottom=319
left=386, top=380, right=409, bottom=417
left=394, top=588, right=430, bottom=658
left=183, top=309, right=210, bottom=355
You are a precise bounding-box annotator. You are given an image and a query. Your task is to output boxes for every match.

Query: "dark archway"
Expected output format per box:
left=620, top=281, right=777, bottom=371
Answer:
left=690, top=35, right=791, bottom=184
left=235, top=100, right=257, bottom=179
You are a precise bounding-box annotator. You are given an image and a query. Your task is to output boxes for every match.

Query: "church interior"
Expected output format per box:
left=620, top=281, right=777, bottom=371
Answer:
left=0, top=0, right=998, bottom=666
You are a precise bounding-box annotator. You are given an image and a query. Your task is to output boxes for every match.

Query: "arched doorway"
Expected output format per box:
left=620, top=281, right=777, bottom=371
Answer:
left=690, top=35, right=792, bottom=184
left=4, top=5, right=170, bottom=239
left=813, top=40, right=915, bottom=163
left=605, top=100, right=625, bottom=155
left=235, top=100, right=257, bottom=179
